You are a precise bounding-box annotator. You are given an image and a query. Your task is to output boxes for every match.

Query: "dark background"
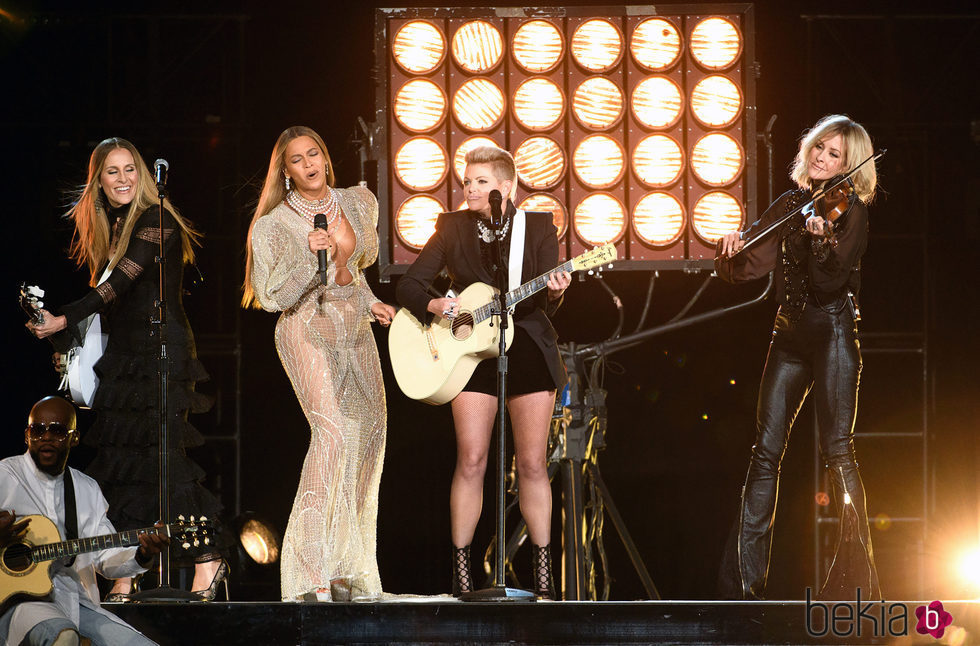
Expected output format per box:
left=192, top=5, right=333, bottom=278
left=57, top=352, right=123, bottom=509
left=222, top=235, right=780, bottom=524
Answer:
left=2, top=0, right=977, bottom=601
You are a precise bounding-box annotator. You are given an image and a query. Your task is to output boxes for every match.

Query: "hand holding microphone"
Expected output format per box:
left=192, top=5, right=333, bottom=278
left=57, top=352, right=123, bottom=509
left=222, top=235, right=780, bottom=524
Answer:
left=312, top=213, right=330, bottom=285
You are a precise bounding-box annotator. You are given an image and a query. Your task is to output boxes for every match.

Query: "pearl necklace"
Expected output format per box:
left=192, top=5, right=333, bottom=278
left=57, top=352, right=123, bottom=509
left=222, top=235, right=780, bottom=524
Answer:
left=287, top=188, right=340, bottom=227
left=475, top=216, right=509, bottom=243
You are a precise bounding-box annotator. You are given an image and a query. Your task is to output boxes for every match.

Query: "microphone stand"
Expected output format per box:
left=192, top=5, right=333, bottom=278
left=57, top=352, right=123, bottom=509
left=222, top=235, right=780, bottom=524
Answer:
left=460, top=200, right=534, bottom=602
left=130, top=171, right=201, bottom=603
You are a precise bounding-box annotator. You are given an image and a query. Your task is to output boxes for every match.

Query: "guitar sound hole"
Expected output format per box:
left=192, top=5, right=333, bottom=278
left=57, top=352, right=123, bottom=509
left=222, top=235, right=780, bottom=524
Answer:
left=451, top=312, right=474, bottom=340
left=2, top=543, right=33, bottom=572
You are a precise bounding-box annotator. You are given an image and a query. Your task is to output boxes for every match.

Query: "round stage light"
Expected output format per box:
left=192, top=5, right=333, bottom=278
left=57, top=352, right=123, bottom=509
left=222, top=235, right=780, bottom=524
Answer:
left=571, top=19, right=624, bottom=72
left=393, top=78, right=447, bottom=133
left=631, top=76, right=683, bottom=129
left=572, top=76, right=624, bottom=130
left=573, top=135, right=625, bottom=189
left=633, top=134, right=684, bottom=187
left=691, top=132, right=744, bottom=186
left=514, top=136, right=566, bottom=190
left=451, top=20, right=504, bottom=73
left=519, top=193, right=567, bottom=239
left=453, top=135, right=499, bottom=182
left=394, top=137, right=448, bottom=191
left=396, top=194, right=444, bottom=249
left=392, top=20, right=446, bottom=74
left=690, top=17, right=742, bottom=70
left=452, top=78, right=505, bottom=132
left=692, top=191, right=744, bottom=243
left=630, top=17, right=682, bottom=71
left=513, top=77, right=565, bottom=131
left=238, top=516, right=281, bottom=565
left=574, top=193, right=627, bottom=245
left=633, top=192, right=685, bottom=246
left=512, top=19, right=564, bottom=73
left=691, top=75, right=743, bottom=127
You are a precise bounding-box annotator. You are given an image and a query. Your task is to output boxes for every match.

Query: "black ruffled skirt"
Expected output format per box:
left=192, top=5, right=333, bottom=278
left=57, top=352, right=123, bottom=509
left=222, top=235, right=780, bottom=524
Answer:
left=84, top=339, right=223, bottom=561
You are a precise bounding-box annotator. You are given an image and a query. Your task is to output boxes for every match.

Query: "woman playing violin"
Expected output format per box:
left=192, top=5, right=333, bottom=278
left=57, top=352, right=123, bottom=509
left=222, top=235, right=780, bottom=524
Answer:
left=716, top=114, right=880, bottom=600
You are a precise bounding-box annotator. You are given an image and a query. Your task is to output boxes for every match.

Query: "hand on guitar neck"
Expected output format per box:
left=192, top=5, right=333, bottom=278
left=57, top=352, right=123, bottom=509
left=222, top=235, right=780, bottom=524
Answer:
left=26, top=308, right=66, bottom=340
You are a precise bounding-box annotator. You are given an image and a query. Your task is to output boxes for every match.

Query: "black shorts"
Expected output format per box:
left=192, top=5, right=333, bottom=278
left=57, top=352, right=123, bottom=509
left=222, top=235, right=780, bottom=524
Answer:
left=463, top=325, right=555, bottom=396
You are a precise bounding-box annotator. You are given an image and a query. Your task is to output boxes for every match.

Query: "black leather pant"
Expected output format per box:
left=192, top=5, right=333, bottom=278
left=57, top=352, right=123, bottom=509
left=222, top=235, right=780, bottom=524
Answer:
left=718, top=295, right=881, bottom=600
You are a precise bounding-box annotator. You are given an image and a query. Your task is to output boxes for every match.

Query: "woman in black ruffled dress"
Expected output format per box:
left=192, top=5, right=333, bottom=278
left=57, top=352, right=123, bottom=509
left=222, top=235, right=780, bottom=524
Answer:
left=28, top=137, right=225, bottom=599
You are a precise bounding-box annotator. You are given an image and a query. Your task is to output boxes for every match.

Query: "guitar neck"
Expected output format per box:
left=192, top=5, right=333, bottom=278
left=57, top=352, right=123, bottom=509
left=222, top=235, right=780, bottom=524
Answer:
left=472, top=259, right=574, bottom=325
left=31, top=525, right=166, bottom=563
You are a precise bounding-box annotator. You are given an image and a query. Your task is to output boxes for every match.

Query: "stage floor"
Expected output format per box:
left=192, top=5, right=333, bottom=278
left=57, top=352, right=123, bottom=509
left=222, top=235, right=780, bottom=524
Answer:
left=108, top=598, right=979, bottom=645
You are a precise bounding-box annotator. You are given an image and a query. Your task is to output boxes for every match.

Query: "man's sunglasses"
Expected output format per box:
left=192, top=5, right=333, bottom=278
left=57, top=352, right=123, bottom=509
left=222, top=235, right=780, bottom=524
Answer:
left=26, top=422, right=76, bottom=442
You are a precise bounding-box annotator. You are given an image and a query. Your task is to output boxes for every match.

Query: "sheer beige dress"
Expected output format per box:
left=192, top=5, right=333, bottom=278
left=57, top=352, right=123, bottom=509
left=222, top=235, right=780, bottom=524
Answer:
left=249, top=186, right=386, bottom=601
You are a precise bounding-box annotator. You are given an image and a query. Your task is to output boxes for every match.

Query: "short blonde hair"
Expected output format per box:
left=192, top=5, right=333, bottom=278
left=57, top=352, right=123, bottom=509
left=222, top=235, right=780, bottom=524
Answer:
left=464, top=145, right=517, bottom=199
left=790, top=114, right=876, bottom=203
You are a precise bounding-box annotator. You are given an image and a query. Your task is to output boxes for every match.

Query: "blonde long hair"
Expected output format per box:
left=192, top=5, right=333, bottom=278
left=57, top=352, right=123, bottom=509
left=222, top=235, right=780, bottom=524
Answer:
left=790, top=114, right=877, bottom=203
left=241, top=126, right=336, bottom=309
left=68, top=137, right=200, bottom=285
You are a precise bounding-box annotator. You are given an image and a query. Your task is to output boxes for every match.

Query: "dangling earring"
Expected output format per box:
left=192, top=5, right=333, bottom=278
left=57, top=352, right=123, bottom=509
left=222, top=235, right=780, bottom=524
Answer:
left=284, top=174, right=291, bottom=191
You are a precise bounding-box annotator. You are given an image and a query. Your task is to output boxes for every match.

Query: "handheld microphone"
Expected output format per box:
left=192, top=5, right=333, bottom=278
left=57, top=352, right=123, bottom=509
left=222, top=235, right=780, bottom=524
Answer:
left=154, top=159, right=169, bottom=188
left=314, top=213, right=329, bottom=285
left=488, top=189, right=503, bottom=229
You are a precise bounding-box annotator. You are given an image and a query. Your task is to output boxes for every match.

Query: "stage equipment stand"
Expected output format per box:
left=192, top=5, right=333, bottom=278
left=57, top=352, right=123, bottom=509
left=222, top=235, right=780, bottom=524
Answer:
left=130, top=161, right=203, bottom=603
left=461, top=194, right=535, bottom=602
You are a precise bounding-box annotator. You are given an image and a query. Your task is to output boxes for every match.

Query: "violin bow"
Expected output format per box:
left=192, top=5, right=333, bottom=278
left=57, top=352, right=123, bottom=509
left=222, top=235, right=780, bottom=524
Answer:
left=729, top=148, right=886, bottom=257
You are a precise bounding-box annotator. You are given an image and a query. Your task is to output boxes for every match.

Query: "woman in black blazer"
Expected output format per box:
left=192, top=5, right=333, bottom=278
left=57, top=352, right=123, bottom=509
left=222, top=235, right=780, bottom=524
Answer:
left=396, top=146, right=570, bottom=599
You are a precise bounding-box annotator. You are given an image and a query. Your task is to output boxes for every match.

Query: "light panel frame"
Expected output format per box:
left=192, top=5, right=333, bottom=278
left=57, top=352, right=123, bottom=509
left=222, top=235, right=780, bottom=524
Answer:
left=374, top=5, right=756, bottom=278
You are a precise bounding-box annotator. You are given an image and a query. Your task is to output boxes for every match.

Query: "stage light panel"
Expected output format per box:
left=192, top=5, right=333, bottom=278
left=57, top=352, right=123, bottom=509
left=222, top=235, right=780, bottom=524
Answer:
left=692, top=191, right=744, bottom=243
left=519, top=193, right=567, bottom=239
left=690, top=17, right=742, bottom=70
left=633, top=192, right=685, bottom=246
left=690, top=75, right=742, bottom=127
left=393, top=78, right=447, bottom=133
left=574, top=193, right=627, bottom=245
left=513, top=77, right=565, bottom=131
left=453, top=135, right=499, bottom=182
left=394, top=137, right=448, bottom=191
left=571, top=76, right=624, bottom=130
left=514, top=136, right=566, bottom=189
left=451, top=20, right=504, bottom=73
left=512, top=19, right=564, bottom=73
left=691, top=132, right=744, bottom=186
left=571, top=19, right=624, bottom=72
left=396, top=194, right=444, bottom=249
left=452, top=78, right=505, bottom=131
left=392, top=20, right=446, bottom=73
left=573, top=134, right=625, bottom=189
left=631, top=76, right=683, bottom=129
left=633, top=134, right=684, bottom=187
left=630, top=17, right=682, bottom=71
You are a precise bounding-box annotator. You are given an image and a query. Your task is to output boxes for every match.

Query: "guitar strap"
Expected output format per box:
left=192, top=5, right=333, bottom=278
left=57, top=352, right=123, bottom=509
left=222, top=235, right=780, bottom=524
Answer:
left=507, top=209, right=526, bottom=313
left=62, top=467, right=78, bottom=566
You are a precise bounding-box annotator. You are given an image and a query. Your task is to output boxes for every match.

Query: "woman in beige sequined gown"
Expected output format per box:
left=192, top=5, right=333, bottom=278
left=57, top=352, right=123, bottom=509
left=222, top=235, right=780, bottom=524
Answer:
left=243, top=126, right=395, bottom=601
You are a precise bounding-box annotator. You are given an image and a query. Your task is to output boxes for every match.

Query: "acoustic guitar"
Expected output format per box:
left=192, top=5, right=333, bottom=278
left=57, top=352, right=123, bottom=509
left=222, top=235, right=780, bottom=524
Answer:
left=0, top=514, right=210, bottom=607
left=389, top=244, right=616, bottom=405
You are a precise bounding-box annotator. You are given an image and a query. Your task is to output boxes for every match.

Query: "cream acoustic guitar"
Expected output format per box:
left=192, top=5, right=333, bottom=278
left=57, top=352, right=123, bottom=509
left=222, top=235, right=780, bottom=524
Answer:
left=389, top=244, right=617, bottom=405
left=0, top=514, right=210, bottom=608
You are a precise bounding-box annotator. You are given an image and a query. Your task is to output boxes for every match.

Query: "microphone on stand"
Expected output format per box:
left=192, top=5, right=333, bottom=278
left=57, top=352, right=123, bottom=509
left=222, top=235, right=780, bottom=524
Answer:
left=488, top=189, right=503, bottom=229
left=154, top=159, right=169, bottom=189
left=314, top=213, right=329, bottom=285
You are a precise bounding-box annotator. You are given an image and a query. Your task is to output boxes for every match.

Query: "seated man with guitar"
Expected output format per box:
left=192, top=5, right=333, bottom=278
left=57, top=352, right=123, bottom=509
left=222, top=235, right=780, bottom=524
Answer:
left=0, top=396, right=168, bottom=646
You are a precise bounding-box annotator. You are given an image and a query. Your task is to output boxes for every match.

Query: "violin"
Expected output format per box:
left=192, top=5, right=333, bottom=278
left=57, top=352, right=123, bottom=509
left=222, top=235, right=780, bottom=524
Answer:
left=802, top=175, right=856, bottom=249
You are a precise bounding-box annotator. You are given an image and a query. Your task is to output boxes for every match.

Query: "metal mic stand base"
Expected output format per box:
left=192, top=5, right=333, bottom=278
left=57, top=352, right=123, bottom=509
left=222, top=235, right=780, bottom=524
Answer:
left=459, top=586, right=535, bottom=602
left=128, top=587, right=203, bottom=603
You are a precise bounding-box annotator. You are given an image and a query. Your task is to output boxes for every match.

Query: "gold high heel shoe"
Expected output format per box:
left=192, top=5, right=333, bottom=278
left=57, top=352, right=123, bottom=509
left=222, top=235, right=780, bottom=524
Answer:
left=192, top=559, right=230, bottom=601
